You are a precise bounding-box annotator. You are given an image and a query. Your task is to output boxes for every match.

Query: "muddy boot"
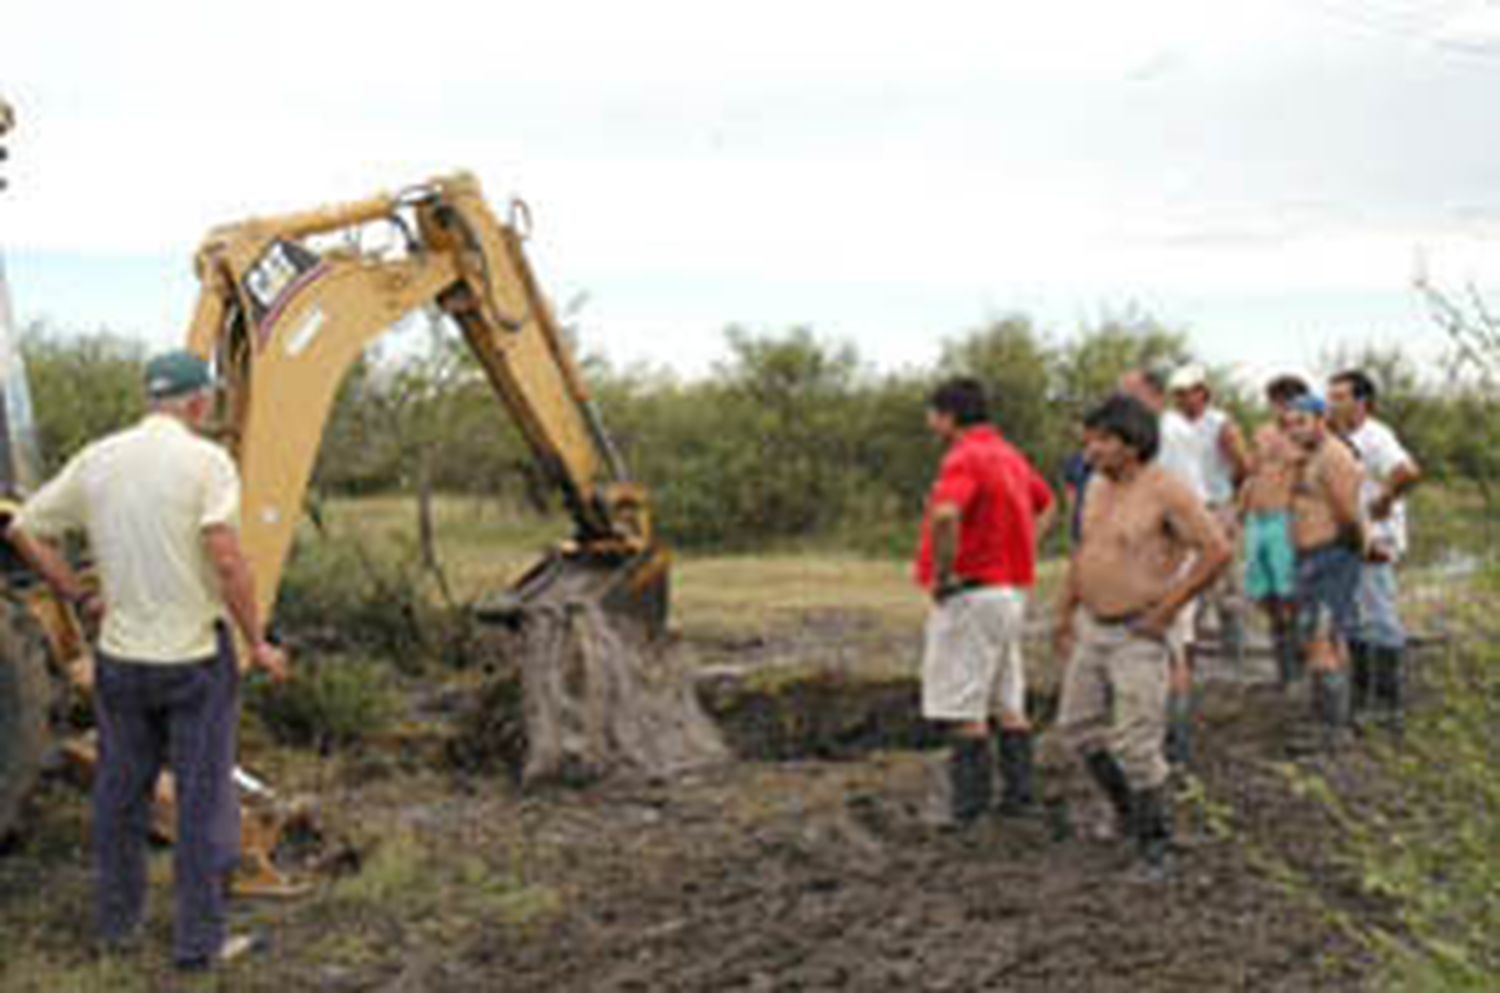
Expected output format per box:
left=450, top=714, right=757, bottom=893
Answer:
left=1220, top=608, right=1245, bottom=666
left=995, top=730, right=1037, bottom=817
left=1371, top=646, right=1405, bottom=735
left=1316, top=670, right=1352, bottom=752
left=1347, top=641, right=1372, bottom=725
left=1163, top=691, right=1193, bottom=768
left=946, top=737, right=994, bottom=827
left=1286, top=674, right=1331, bottom=757
left=1272, top=612, right=1303, bottom=690
left=1083, top=750, right=1134, bottom=839
left=1131, top=786, right=1174, bottom=881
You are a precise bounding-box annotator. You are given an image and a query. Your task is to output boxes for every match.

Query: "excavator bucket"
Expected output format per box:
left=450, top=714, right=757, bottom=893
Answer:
left=476, top=542, right=671, bottom=639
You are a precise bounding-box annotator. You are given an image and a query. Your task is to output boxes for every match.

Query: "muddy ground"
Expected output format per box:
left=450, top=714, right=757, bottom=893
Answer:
left=0, top=611, right=1409, bottom=992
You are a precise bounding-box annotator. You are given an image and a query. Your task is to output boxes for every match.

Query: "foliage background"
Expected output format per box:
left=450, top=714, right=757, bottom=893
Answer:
left=17, top=312, right=1497, bottom=560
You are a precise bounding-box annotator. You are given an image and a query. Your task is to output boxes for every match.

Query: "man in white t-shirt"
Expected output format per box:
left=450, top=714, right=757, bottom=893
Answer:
left=1328, top=370, right=1421, bottom=731
left=5, top=350, right=289, bottom=971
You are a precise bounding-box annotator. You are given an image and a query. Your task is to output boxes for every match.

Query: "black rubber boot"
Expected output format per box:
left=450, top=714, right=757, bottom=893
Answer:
left=1083, top=750, right=1134, bottom=837
left=947, top=737, right=994, bottom=826
left=1132, top=786, right=1174, bottom=879
left=995, top=729, right=1037, bottom=816
left=1164, top=691, right=1193, bottom=767
left=1220, top=607, right=1245, bottom=665
left=1271, top=609, right=1302, bottom=689
left=1371, top=646, right=1405, bottom=733
left=1348, top=641, right=1372, bottom=719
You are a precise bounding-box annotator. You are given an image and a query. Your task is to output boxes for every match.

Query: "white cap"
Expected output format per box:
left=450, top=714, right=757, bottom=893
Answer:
left=1167, top=363, right=1208, bottom=392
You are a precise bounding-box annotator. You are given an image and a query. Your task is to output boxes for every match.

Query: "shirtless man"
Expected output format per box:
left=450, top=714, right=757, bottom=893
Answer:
left=1054, top=393, right=1230, bottom=874
left=1240, top=375, right=1310, bottom=688
left=1117, top=365, right=1206, bottom=767
left=1285, top=394, right=1366, bottom=750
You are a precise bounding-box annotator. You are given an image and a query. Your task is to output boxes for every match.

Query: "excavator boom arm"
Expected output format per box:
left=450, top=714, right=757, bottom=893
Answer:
left=186, top=173, right=658, bottom=625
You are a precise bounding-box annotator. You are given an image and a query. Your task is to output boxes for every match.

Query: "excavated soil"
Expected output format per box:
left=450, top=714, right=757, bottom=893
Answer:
left=0, top=612, right=1400, bottom=991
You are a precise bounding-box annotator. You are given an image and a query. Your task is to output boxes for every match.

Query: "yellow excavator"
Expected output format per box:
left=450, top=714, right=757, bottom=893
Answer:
left=0, top=104, right=674, bottom=887
left=185, top=171, right=668, bottom=633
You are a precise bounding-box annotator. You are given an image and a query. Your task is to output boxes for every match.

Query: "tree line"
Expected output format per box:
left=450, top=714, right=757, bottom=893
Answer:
left=16, top=310, right=1499, bottom=554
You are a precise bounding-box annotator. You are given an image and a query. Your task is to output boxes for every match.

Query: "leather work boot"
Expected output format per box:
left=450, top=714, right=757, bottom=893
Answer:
left=995, top=729, right=1037, bottom=817
left=1083, top=750, right=1134, bottom=838
left=946, top=737, right=994, bottom=827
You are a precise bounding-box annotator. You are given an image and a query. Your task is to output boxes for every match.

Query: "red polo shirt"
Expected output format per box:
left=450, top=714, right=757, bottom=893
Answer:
left=914, top=425, right=1054, bottom=590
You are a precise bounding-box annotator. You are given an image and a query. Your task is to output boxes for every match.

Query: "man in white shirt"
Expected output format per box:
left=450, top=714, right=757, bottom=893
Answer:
left=5, top=350, right=288, bottom=971
left=1328, top=369, right=1421, bottom=731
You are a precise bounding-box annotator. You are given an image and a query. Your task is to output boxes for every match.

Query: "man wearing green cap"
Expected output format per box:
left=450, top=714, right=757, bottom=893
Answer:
left=5, top=348, right=288, bottom=971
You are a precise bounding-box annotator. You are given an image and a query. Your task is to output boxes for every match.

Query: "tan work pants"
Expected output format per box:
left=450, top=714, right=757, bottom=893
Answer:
left=1053, top=611, right=1171, bottom=791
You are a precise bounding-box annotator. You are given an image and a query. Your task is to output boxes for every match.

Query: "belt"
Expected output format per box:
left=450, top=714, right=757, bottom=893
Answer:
left=1089, top=609, right=1143, bottom=627
left=1298, top=538, right=1358, bottom=557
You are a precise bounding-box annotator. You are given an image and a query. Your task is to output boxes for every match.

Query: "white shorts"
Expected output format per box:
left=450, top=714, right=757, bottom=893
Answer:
left=921, top=586, right=1028, bottom=723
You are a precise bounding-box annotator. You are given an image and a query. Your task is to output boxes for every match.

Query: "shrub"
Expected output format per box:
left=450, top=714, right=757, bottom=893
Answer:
left=275, top=532, right=474, bottom=669
left=248, top=655, right=399, bottom=750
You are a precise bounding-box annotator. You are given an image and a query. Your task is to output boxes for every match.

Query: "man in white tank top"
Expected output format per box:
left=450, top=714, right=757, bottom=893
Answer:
left=1168, top=365, right=1251, bottom=668
left=1118, top=365, right=1212, bottom=768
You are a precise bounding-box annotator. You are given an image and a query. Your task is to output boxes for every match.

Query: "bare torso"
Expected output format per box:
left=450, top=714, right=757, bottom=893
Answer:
left=1290, top=437, right=1364, bottom=549
left=1242, top=422, right=1301, bottom=513
left=1075, top=464, right=1223, bottom=618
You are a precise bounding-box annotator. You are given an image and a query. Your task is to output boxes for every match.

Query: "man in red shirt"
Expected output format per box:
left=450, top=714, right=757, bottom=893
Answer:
left=916, top=377, right=1055, bottom=825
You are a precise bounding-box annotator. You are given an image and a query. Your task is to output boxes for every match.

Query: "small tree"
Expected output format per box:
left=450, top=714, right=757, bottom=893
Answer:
left=21, top=323, right=144, bottom=470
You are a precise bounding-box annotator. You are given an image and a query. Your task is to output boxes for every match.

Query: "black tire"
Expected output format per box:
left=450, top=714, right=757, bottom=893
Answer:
left=0, top=595, right=54, bottom=840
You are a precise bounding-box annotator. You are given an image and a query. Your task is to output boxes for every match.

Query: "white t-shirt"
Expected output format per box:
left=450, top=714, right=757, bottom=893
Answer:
left=1345, top=417, right=1414, bottom=559
left=1157, top=410, right=1208, bottom=502
left=16, top=414, right=241, bottom=662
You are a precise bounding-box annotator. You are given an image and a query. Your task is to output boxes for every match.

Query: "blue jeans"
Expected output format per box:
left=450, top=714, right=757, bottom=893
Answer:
left=92, top=626, right=240, bottom=963
left=1356, top=561, right=1406, bottom=649
left=1296, top=544, right=1361, bottom=646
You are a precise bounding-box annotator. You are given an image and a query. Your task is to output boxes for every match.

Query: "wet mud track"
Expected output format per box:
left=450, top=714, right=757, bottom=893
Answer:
left=0, top=620, right=1392, bottom=992
left=243, top=679, right=1379, bottom=992
left=446, top=691, right=1371, bottom=992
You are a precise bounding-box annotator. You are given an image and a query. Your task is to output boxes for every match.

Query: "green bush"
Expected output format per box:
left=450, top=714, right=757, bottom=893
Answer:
left=275, top=532, right=474, bottom=669
left=248, top=655, right=399, bottom=750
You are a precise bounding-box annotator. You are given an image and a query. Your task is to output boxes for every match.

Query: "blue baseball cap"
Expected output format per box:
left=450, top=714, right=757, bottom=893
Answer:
left=144, top=350, right=213, bottom=400
left=1290, top=393, right=1327, bottom=416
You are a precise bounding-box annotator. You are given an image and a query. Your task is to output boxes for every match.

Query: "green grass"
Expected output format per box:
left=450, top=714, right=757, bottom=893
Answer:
left=298, top=492, right=1065, bottom=642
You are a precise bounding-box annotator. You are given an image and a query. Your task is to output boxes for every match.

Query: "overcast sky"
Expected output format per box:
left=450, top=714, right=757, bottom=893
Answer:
left=4, top=0, right=1500, bottom=385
